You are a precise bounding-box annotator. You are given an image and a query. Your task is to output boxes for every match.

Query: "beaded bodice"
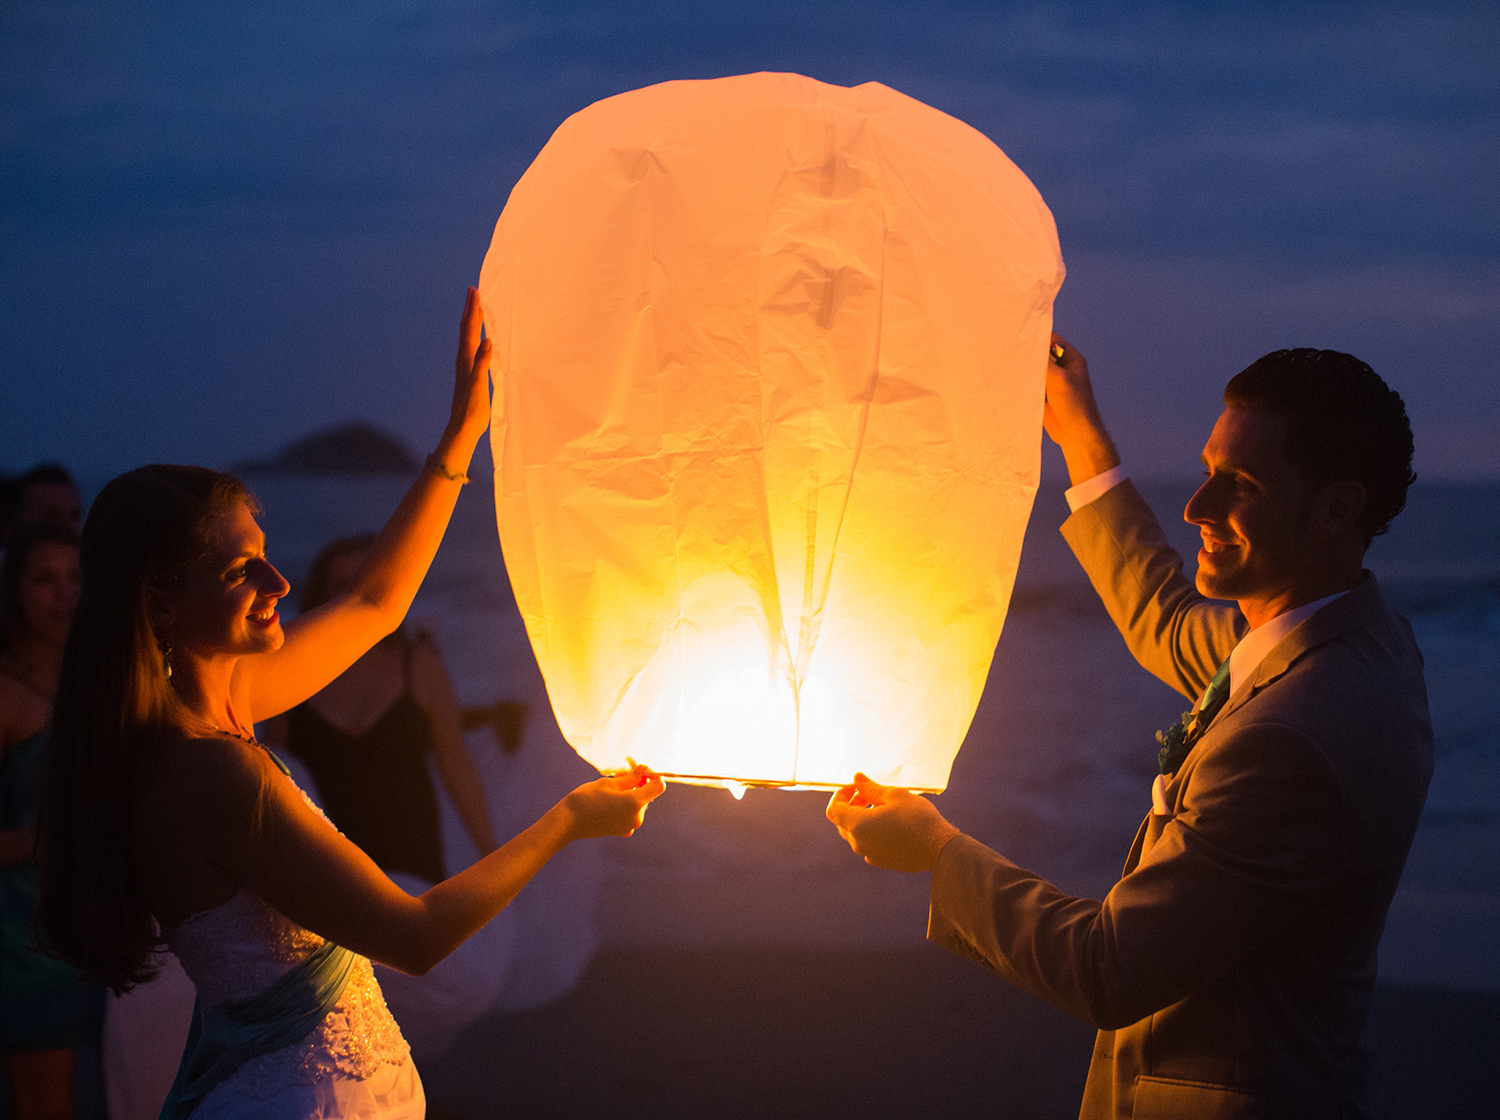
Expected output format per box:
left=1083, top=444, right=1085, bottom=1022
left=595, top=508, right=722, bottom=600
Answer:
left=169, top=888, right=409, bottom=1096
left=167, top=782, right=411, bottom=1102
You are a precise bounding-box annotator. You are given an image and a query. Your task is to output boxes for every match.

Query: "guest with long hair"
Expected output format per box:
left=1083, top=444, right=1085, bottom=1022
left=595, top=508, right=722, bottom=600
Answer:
left=35, top=289, right=663, bottom=1117
left=1, top=521, right=100, bottom=1120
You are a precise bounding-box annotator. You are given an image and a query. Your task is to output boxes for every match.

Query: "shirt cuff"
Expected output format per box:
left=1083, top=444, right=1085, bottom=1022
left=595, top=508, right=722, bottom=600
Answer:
left=1064, top=464, right=1128, bottom=513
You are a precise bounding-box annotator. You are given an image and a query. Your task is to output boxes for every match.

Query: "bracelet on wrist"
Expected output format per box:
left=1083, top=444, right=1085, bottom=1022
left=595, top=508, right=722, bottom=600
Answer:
left=425, top=454, right=470, bottom=485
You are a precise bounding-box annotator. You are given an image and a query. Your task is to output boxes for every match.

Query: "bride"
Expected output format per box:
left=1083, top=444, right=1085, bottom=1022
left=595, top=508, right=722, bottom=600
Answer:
left=36, top=288, right=664, bottom=1117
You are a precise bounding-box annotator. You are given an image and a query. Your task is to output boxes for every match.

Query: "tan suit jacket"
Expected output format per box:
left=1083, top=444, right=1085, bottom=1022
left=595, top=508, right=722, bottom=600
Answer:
left=928, top=481, right=1432, bottom=1119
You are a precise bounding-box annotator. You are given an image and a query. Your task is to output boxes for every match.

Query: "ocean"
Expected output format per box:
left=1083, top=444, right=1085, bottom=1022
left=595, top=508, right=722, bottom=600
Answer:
left=233, top=470, right=1500, bottom=993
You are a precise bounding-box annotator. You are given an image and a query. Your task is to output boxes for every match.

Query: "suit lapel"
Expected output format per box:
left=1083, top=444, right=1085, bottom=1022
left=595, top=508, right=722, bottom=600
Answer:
left=1211, top=572, right=1386, bottom=727
left=1126, top=576, right=1390, bottom=878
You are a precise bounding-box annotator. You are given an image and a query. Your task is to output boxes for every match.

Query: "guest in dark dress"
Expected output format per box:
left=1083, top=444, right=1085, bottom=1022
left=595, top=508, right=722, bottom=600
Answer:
left=267, top=534, right=497, bottom=875
left=260, top=533, right=531, bottom=1060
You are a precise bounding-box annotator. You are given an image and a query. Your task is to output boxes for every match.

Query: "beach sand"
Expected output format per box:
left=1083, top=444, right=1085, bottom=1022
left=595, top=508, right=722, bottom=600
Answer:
left=421, top=946, right=1500, bottom=1119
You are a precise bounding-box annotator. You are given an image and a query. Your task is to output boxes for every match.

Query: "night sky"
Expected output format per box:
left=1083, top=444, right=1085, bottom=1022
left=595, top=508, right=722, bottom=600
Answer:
left=4, top=0, right=1497, bottom=484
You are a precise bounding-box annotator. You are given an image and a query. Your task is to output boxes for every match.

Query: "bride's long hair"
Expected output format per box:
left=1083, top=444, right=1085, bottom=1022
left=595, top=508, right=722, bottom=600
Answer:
left=37, top=464, right=255, bottom=990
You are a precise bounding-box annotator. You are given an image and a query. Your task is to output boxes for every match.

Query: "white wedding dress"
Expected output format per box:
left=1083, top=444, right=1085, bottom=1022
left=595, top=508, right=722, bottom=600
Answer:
left=167, top=885, right=423, bottom=1119
left=103, top=702, right=602, bottom=1117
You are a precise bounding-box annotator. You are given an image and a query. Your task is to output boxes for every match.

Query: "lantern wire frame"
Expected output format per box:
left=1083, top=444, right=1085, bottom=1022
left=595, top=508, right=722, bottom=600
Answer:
left=603, top=769, right=942, bottom=795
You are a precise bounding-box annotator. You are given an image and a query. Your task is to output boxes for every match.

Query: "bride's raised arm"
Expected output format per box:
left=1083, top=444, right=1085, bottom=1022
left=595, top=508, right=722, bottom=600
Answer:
left=238, top=287, right=493, bottom=723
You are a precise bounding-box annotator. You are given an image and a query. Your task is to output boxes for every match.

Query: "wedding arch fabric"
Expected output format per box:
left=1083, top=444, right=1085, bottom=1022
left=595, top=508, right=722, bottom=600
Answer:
left=480, top=72, right=1064, bottom=792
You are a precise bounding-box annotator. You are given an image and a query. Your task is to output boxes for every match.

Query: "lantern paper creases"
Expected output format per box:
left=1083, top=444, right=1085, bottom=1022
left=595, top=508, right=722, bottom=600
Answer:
left=480, top=72, right=1064, bottom=792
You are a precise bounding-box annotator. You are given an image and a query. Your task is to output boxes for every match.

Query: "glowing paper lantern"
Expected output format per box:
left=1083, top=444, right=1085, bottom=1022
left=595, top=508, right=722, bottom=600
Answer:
left=480, top=72, right=1063, bottom=792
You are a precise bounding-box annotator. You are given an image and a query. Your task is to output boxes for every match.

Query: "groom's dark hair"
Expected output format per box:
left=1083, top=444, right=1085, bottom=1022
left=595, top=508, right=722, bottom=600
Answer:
left=1224, top=348, right=1415, bottom=545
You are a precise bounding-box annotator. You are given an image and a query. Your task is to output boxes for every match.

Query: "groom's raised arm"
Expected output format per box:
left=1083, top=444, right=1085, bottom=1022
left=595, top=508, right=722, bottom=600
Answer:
left=1046, top=338, right=1244, bottom=701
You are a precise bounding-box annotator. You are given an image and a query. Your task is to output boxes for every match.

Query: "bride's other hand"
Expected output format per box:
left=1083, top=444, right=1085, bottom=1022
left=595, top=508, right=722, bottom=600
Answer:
left=562, top=765, right=667, bottom=840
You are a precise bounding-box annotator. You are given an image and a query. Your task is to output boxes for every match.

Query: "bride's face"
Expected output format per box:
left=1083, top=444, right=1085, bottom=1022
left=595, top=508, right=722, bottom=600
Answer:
left=158, top=501, right=290, bottom=659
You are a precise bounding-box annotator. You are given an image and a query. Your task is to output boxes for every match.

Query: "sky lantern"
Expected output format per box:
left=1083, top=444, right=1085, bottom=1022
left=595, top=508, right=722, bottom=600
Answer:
left=479, top=72, right=1063, bottom=793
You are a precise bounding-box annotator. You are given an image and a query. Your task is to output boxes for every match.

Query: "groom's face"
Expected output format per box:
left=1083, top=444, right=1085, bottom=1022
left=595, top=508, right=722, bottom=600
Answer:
left=1183, top=409, right=1317, bottom=613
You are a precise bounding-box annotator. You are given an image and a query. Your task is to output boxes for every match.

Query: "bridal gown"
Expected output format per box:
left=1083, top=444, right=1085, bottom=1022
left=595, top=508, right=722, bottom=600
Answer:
left=166, top=881, right=422, bottom=1117
left=103, top=734, right=558, bottom=1118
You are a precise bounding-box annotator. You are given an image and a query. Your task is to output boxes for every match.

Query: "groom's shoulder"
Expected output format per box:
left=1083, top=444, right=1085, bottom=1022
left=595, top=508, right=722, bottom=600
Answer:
left=1235, top=602, right=1431, bottom=819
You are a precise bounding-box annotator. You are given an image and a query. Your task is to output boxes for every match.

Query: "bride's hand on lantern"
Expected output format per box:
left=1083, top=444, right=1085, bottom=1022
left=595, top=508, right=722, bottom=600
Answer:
left=444, top=286, right=493, bottom=449
left=560, top=764, right=666, bottom=841
left=234, top=287, right=496, bottom=723
left=1043, top=332, right=1120, bottom=488
left=826, top=773, right=961, bottom=873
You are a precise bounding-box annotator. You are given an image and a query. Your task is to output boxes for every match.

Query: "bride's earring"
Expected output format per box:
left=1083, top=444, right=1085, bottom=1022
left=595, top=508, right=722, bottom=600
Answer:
left=162, top=645, right=173, bottom=681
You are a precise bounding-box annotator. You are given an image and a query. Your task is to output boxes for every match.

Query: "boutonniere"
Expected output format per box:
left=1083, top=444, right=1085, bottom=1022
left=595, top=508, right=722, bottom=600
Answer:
left=1155, top=705, right=1213, bottom=777
left=1156, top=658, right=1233, bottom=777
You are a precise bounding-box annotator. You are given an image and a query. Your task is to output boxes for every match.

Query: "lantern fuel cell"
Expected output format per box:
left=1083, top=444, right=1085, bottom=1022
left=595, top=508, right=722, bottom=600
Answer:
left=479, top=72, right=1064, bottom=792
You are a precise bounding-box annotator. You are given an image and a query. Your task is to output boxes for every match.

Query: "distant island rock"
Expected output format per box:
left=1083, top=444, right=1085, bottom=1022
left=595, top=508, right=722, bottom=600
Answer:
left=235, top=423, right=419, bottom=474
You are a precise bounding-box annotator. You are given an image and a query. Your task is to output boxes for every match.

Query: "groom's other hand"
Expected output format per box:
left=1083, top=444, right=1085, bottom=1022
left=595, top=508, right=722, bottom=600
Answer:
left=826, top=773, right=960, bottom=873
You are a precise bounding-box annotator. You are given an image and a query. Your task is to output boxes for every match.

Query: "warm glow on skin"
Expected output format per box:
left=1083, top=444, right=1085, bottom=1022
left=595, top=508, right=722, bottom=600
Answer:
left=1184, top=409, right=1366, bottom=630
left=150, top=501, right=292, bottom=728
left=158, top=503, right=291, bottom=660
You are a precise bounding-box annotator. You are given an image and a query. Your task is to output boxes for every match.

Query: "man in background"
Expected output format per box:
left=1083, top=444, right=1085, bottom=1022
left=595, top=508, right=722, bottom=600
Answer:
left=828, top=339, right=1431, bottom=1118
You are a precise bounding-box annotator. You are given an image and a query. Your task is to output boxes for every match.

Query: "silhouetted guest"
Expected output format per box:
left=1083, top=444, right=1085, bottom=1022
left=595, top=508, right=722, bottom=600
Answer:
left=1, top=523, right=103, bottom=1119
left=266, top=533, right=497, bottom=883
left=829, top=341, right=1429, bottom=1119
left=2, top=465, right=83, bottom=544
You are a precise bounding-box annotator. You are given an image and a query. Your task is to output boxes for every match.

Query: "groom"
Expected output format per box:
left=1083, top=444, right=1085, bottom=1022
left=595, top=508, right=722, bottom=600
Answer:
left=827, top=340, right=1432, bottom=1118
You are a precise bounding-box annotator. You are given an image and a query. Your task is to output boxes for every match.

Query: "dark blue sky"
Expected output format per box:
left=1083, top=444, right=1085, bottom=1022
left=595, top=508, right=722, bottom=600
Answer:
left=4, top=0, right=1497, bottom=482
